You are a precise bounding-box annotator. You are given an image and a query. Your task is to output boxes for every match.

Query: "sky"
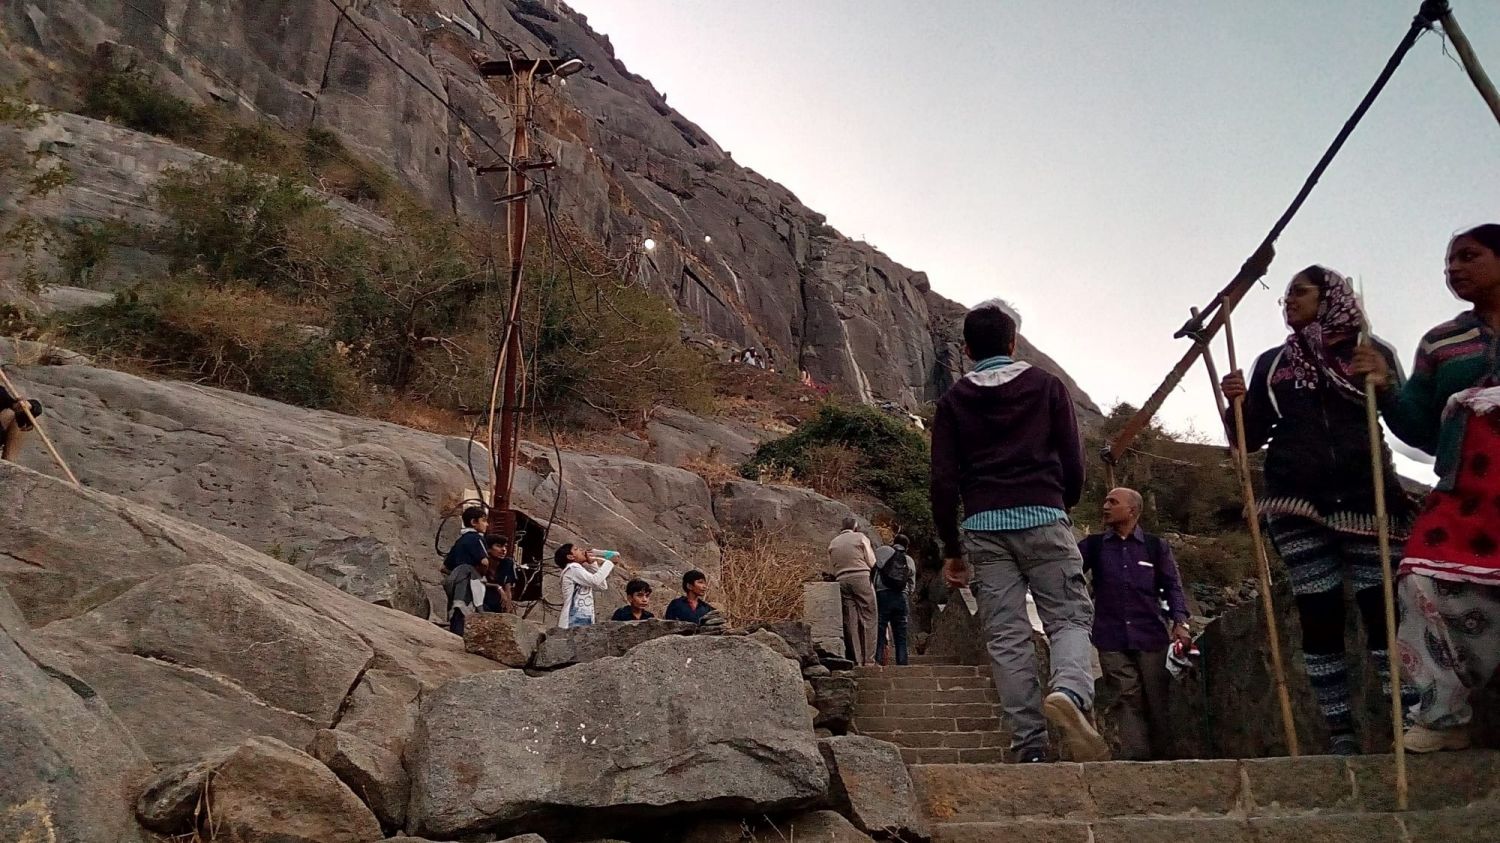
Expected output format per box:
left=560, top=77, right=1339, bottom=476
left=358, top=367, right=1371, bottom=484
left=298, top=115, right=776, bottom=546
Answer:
left=566, top=1, right=1500, bottom=481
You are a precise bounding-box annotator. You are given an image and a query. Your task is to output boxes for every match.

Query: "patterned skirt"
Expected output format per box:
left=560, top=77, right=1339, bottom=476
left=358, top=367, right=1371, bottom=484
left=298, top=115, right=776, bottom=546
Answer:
left=1400, top=401, right=1500, bottom=586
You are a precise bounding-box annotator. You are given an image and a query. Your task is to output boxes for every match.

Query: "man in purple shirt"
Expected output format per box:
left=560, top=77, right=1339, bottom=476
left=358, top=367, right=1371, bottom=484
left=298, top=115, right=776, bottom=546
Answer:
left=1079, top=487, right=1191, bottom=760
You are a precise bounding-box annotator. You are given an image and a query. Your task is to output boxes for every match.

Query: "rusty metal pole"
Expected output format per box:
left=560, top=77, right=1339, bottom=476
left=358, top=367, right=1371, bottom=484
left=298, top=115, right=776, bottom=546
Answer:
left=491, top=68, right=534, bottom=547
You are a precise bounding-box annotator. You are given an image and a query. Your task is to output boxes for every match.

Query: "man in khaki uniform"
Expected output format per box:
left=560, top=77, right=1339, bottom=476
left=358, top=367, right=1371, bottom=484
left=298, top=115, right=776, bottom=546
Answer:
left=828, top=516, right=878, bottom=665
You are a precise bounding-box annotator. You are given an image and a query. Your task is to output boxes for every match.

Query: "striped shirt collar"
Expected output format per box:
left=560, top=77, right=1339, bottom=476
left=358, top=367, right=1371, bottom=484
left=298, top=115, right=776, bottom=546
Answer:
left=972, top=355, right=1015, bottom=373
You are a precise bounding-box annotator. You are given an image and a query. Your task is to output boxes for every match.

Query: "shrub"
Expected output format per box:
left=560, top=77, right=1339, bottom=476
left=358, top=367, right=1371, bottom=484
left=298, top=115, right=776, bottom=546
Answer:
left=716, top=530, right=821, bottom=627
left=64, top=282, right=360, bottom=411
left=80, top=63, right=204, bottom=139
left=743, top=403, right=932, bottom=545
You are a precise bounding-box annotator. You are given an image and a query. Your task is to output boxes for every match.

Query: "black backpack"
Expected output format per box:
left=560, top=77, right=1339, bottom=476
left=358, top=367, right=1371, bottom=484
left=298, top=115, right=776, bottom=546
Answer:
left=878, top=548, right=911, bottom=591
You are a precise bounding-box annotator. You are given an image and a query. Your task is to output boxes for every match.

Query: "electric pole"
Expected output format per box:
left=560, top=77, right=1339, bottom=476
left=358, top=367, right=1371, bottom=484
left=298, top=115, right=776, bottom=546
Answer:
left=475, top=53, right=581, bottom=547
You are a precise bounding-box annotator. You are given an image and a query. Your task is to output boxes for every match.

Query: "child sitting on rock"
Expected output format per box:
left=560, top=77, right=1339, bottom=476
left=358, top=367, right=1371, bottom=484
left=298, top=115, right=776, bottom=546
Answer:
left=610, top=578, right=655, bottom=621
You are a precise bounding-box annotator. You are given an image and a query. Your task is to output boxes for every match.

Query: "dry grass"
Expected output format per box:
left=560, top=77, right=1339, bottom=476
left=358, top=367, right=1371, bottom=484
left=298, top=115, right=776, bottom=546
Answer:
left=802, top=441, right=862, bottom=498
left=373, top=398, right=470, bottom=436
left=716, top=529, right=822, bottom=628
left=683, top=450, right=740, bottom=489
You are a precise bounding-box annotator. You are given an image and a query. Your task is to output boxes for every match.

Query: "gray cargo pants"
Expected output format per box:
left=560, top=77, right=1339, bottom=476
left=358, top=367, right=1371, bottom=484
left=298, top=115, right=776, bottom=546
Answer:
left=964, top=522, right=1096, bottom=754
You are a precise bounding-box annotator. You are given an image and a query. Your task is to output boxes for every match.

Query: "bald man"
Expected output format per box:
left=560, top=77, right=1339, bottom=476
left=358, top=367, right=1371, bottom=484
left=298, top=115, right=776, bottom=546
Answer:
left=1079, top=487, right=1191, bottom=760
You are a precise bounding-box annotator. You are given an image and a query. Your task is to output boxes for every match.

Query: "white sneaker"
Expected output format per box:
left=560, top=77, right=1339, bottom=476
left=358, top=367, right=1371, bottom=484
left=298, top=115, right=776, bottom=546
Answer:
left=1403, top=723, right=1470, bottom=753
left=1044, top=691, right=1110, bottom=762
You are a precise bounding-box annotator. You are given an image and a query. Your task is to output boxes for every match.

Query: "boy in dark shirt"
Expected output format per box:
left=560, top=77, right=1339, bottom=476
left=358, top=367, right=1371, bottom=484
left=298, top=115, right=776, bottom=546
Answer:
left=610, top=579, right=656, bottom=621
left=482, top=535, right=519, bottom=612
left=664, top=569, right=715, bottom=623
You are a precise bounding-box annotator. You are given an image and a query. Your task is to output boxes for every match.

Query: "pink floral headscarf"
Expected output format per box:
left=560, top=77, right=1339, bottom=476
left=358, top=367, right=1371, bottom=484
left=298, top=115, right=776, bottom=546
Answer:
left=1271, top=266, right=1367, bottom=403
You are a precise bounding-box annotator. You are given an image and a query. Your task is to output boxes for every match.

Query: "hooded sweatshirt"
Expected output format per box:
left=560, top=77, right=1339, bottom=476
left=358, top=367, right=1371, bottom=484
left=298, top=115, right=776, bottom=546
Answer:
left=931, top=357, right=1084, bottom=559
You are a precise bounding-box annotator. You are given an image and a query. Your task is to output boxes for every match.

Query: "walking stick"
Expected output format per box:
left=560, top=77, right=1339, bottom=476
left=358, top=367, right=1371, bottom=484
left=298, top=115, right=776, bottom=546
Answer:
left=1222, top=310, right=1301, bottom=756
left=0, top=364, right=80, bottom=487
left=1358, top=295, right=1409, bottom=809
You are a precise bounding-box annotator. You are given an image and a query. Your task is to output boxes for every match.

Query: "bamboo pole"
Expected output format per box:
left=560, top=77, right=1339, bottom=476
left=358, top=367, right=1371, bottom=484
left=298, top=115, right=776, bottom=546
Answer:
left=1364, top=377, right=1408, bottom=808
left=1222, top=310, right=1301, bottom=756
left=1194, top=307, right=1229, bottom=420
left=1437, top=4, right=1500, bottom=128
left=0, top=365, right=80, bottom=486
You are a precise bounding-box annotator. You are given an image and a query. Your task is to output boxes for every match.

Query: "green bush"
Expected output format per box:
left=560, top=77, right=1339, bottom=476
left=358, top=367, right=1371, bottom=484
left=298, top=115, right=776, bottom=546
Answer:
left=81, top=64, right=204, bottom=139
left=64, top=281, right=361, bottom=411
left=743, top=403, right=932, bottom=545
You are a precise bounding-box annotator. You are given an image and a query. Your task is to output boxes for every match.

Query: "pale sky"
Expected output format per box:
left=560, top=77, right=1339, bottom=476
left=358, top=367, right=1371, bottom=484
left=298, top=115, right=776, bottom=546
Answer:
left=567, top=1, right=1500, bottom=481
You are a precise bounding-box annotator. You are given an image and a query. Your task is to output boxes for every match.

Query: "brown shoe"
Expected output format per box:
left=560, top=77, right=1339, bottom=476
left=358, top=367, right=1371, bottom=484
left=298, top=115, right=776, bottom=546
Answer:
left=1044, top=691, right=1110, bottom=762
left=1403, top=724, right=1470, bottom=753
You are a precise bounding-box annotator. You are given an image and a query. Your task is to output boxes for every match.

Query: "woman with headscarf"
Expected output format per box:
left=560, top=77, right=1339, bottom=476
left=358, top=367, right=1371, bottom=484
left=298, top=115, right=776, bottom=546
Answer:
left=1221, top=265, right=1416, bottom=755
left=1353, top=224, right=1500, bottom=754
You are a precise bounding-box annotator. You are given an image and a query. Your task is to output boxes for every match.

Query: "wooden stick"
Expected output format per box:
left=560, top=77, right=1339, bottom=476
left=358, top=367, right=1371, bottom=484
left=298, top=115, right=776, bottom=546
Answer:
left=1223, top=311, right=1301, bottom=757
left=1438, top=7, right=1500, bottom=128
left=0, top=365, right=80, bottom=487
left=1364, top=377, right=1408, bottom=808
left=1194, top=307, right=1230, bottom=421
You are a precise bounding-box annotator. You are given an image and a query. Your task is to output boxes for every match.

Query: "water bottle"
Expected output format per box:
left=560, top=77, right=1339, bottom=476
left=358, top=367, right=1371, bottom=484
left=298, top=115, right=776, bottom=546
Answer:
left=589, top=549, right=619, bottom=561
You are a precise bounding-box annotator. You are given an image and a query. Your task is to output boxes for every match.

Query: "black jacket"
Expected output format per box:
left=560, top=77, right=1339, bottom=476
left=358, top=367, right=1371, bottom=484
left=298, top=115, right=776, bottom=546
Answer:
left=1226, top=336, right=1412, bottom=518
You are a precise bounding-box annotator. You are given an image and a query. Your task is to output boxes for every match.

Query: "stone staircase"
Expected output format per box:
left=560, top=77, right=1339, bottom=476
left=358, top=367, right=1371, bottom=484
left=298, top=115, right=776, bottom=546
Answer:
left=852, top=655, right=1008, bottom=764
left=910, top=751, right=1500, bottom=842
left=853, top=658, right=1500, bottom=841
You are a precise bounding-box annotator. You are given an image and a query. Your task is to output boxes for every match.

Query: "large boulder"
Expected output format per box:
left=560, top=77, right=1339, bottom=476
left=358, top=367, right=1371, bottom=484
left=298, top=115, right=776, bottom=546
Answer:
left=809, top=675, right=859, bottom=734
left=0, top=461, right=492, bottom=763
left=137, top=736, right=383, bottom=843
left=297, top=535, right=430, bottom=618
left=310, top=729, right=410, bottom=831
left=530, top=618, right=700, bottom=670
left=715, top=479, right=862, bottom=555
left=0, top=585, right=150, bottom=843
left=336, top=669, right=424, bottom=757
left=464, top=612, right=545, bottom=667
left=406, top=635, right=829, bottom=839
left=819, top=736, right=931, bottom=841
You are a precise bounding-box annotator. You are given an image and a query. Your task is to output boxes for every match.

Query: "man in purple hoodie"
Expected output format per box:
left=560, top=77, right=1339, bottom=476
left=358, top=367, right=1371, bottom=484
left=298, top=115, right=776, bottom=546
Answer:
left=931, top=300, right=1107, bottom=763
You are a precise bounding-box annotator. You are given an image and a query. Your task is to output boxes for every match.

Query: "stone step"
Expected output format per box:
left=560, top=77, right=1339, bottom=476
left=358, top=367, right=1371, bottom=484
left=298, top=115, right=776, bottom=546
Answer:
left=852, top=701, right=1005, bottom=720
left=862, top=730, right=1011, bottom=750
left=855, top=688, right=1001, bottom=706
left=900, top=747, right=1010, bottom=765
left=855, top=715, right=1006, bottom=734
left=854, top=664, right=985, bottom=678
left=914, top=751, right=1500, bottom=826
left=854, top=673, right=995, bottom=692
left=931, top=805, right=1500, bottom=843
left=907, top=654, right=962, bottom=665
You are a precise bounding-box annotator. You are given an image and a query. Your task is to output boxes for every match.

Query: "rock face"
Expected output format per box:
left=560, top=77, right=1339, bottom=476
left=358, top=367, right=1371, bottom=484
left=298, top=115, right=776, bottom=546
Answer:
left=4, top=361, right=851, bottom=623
left=0, top=3, right=1099, bottom=418
left=297, top=535, right=429, bottom=618
left=137, top=736, right=384, bottom=843
left=0, top=459, right=493, bottom=766
left=406, top=635, right=829, bottom=839
left=0, top=585, right=149, bottom=843
left=310, top=728, right=410, bottom=831
left=682, top=811, right=874, bottom=843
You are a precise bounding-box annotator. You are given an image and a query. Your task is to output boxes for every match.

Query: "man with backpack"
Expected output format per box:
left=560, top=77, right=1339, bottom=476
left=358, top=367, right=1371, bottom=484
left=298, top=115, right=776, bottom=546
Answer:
left=931, top=299, right=1108, bottom=762
left=1078, top=487, right=1191, bottom=760
left=874, top=534, right=915, bottom=665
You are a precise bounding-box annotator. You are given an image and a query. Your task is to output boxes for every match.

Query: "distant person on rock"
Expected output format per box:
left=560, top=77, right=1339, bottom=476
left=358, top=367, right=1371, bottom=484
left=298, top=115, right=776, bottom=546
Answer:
left=874, top=533, right=916, bottom=666
left=482, top=535, right=519, bottom=613
left=0, top=384, right=43, bottom=462
left=1080, top=487, right=1190, bottom=761
left=1353, top=224, right=1500, bottom=754
left=931, top=299, right=1108, bottom=763
left=665, top=569, right=716, bottom=623
left=556, top=543, right=617, bottom=629
left=611, top=578, right=656, bottom=621
left=1223, top=264, right=1416, bottom=755
left=441, top=506, right=489, bottom=634
left=827, top=516, right=879, bottom=665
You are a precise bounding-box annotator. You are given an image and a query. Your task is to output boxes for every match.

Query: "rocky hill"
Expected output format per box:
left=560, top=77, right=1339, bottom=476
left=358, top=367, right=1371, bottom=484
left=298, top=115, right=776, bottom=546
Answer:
left=0, top=0, right=1098, bottom=420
